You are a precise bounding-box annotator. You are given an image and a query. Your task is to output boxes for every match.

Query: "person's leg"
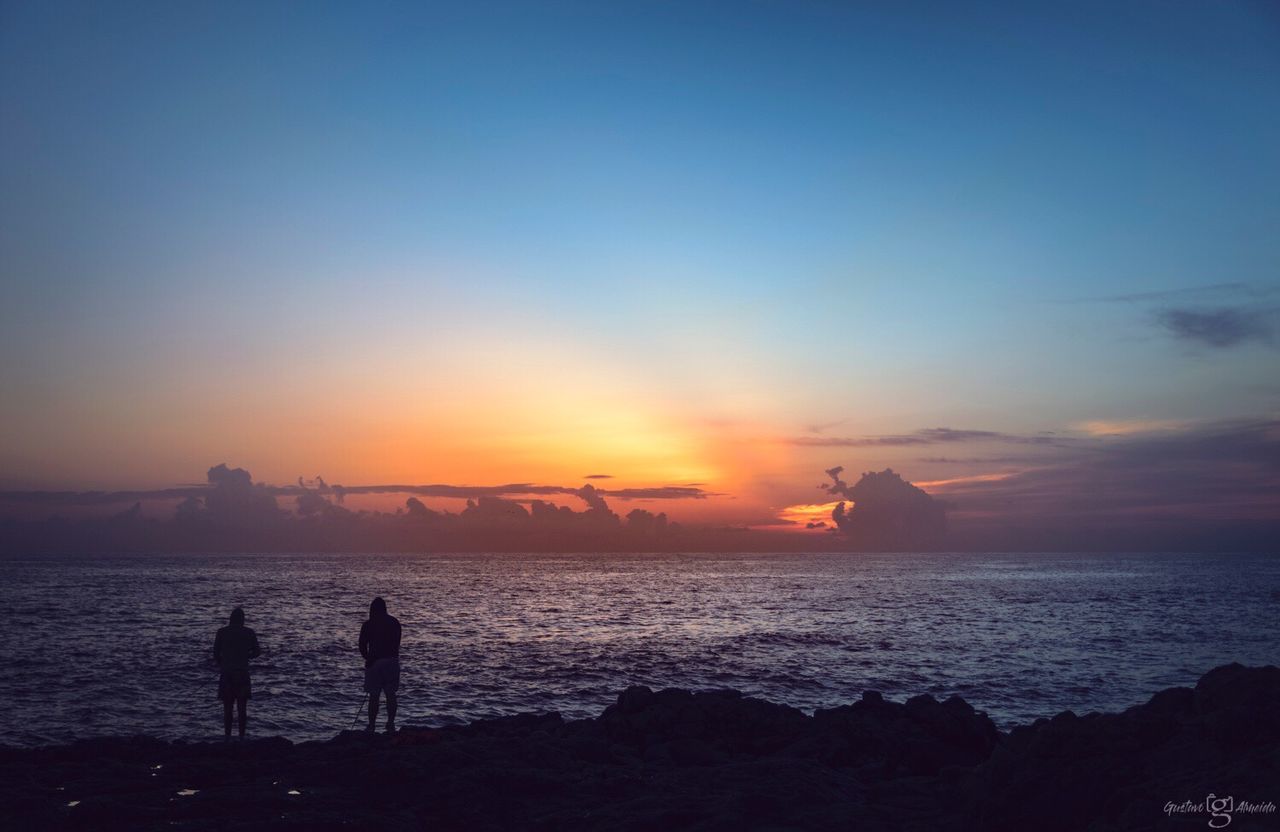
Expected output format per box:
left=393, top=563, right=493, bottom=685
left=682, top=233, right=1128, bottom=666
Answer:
left=367, top=689, right=381, bottom=731
left=237, top=697, right=248, bottom=738
left=385, top=692, right=397, bottom=731
left=223, top=700, right=233, bottom=738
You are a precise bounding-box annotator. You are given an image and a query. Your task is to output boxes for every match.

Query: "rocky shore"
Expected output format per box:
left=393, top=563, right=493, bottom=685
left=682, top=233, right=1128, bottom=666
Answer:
left=3, top=664, right=1277, bottom=831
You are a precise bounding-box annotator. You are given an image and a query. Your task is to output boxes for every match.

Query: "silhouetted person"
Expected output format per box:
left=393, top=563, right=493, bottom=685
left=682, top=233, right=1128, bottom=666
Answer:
left=213, top=607, right=260, bottom=740
left=359, top=597, right=401, bottom=733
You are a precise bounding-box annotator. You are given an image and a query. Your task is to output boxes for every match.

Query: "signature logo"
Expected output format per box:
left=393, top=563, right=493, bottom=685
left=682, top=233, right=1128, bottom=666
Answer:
left=1207, top=795, right=1234, bottom=829
left=1164, top=795, right=1276, bottom=828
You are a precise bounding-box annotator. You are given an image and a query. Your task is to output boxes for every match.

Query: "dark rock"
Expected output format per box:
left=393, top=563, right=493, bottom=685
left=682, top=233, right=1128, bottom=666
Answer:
left=2, top=665, right=1275, bottom=831
left=609, top=685, right=656, bottom=715
left=964, top=664, right=1280, bottom=832
left=813, top=686, right=999, bottom=777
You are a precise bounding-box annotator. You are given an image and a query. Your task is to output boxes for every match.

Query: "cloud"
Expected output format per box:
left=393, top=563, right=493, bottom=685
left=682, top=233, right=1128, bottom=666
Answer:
left=192, top=464, right=281, bottom=524
left=0, top=463, right=732, bottom=553
left=624, top=508, right=670, bottom=535
left=803, top=418, right=849, bottom=434
left=329, top=482, right=712, bottom=502
left=1155, top=307, right=1275, bottom=349
left=295, top=484, right=356, bottom=521
left=805, top=421, right=1280, bottom=551
left=0, top=485, right=211, bottom=507
left=913, top=472, right=1018, bottom=490
left=924, top=419, right=1280, bottom=551
left=576, top=483, right=606, bottom=512
left=1063, top=282, right=1255, bottom=304
left=820, top=467, right=947, bottom=549
left=460, top=496, right=535, bottom=528
left=788, top=427, right=1058, bottom=448
left=7, top=420, right=1278, bottom=553
left=583, top=474, right=613, bottom=479
left=915, top=455, right=1054, bottom=465
left=573, top=483, right=615, bottom=516
left=0, top=458, right=739, bottom=555
left=404, top=496, right=439, bottom=519
left=600, top=486, right=713, bottom=500
left=1072, top=419, right=1187, bottom=437
left=1, top=477, right=712, bottom=509
left=389, top=480, right=637, bottom=538
left=1056, top=282, right=1278, bottom=352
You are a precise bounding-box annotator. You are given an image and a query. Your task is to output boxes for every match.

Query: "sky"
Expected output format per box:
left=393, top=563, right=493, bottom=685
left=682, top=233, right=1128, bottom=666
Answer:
left=1, top=1, right=1278, bottom=549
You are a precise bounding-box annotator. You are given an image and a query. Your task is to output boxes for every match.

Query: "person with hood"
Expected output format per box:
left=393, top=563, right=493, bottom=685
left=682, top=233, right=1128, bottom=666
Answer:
left=359, top=596, right=402, bottom=733
left=213, top=607, right=261, bottom=740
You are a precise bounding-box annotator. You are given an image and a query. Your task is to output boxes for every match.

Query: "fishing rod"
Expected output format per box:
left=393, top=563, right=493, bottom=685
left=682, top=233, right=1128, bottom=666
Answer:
left=348, top=692, right=370, bottom=731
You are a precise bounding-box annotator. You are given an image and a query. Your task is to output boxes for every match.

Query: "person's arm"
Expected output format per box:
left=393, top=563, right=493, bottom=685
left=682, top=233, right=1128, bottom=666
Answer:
left=358, top=621, right=369, bottom=661
left=248, top=630, right=261, bottom=661
left=392, top=620, right=402, bottom=654
left=213, top=629, right=223, bottom=667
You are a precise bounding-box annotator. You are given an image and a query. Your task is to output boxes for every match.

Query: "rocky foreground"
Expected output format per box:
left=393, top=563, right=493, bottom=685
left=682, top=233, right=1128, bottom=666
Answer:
left=3, top=665, right=1278, bottom=831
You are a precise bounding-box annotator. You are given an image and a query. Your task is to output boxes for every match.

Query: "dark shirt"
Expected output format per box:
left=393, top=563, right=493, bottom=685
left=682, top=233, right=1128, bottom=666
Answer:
left=359, top=614, right=401, bottom=667
left=213, top=625, right=261, bottom=672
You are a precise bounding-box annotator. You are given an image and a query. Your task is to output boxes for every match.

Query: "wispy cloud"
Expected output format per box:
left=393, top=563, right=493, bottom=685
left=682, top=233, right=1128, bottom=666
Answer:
left=1058, top=281, right=1278, bottom=351
left=916, top=455, right=1058, bottom=465
left=1155, top=307, right=1275, bottom=349
left=1072, top=418, right=1188, bottom=437
left=802, top=418, right=849, bottom=435
left=913, top=472, right=1019, bottom=490
left=786, top=427, right=1060, bottom=448
left=1061, top=282, right=1256, bottom=304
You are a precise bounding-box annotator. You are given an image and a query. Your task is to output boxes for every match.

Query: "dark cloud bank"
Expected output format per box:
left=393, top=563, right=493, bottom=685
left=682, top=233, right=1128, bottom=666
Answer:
left=808, top=420, right=1280, bottom=552
left=2, top=420, right=1277, bottom=553
left=0, top=466, right=761, bottom=555
left=937, top=419, right=1280, bottom=552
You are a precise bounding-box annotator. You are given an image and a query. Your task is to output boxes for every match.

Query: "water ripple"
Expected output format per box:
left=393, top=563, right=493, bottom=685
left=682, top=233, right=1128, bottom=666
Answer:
left=0, top=551, right=1276, bottom=746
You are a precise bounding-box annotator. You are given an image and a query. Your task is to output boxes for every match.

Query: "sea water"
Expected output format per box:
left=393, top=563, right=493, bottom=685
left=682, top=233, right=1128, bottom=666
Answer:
left=0, top=551, right=1276, bottom=746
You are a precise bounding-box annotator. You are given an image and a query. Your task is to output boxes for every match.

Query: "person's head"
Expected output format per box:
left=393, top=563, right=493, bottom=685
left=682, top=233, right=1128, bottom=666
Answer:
left=369, top=597, right=387, bottom=618
left=230, top=607, right=245, bottom=627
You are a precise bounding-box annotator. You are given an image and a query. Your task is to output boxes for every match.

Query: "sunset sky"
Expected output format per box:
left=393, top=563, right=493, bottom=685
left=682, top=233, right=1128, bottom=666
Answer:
left=2, top=2, right=1277, bottom=544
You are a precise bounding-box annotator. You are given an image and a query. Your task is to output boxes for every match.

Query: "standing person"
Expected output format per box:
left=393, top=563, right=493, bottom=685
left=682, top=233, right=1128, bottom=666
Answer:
left=213, top=607, right=261, bottom=740
left=359, top=597, right=402, bottom=733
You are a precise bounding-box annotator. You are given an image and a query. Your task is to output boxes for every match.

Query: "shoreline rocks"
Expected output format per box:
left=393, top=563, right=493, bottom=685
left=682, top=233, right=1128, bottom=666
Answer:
left=2, top=664, right=1277, bottom=830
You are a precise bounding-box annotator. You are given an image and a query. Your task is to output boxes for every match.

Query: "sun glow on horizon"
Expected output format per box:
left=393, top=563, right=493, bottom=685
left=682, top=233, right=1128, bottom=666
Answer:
left=775, top=500, right=844, bottom=530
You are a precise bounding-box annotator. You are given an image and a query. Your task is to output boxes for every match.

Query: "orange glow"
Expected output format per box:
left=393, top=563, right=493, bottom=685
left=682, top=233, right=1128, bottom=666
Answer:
left=775, top=500, right=844, bottom=530
left=914, top=472, right=1018, bottom=491
left=1072, top=419, right=1186, bottom=437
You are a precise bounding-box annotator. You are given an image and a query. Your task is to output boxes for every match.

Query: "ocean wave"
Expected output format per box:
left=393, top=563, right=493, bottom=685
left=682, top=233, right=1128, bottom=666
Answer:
left=0, top=551, right=1277, bottom=745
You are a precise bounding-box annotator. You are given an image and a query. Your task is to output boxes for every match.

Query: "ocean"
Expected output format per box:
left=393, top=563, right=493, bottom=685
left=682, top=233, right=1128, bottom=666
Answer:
left=0, top=551, right=1276, bottom=747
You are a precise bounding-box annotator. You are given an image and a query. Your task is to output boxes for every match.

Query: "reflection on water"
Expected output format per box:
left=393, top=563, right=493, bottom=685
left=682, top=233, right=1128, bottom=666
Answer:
left=0, top=551, right=1276, bottom=745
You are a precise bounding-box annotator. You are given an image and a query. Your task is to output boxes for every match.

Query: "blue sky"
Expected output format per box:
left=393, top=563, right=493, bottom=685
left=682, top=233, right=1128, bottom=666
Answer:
left=1, top=1, right=1278, bottom=515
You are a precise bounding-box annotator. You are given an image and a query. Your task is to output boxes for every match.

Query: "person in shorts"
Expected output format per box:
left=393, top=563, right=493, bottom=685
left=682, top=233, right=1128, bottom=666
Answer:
left=359, top=596, right=402, bottom=733
left=213, top=607, right=261, bottom=740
